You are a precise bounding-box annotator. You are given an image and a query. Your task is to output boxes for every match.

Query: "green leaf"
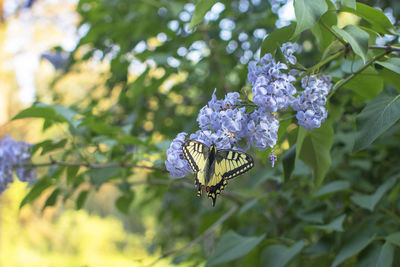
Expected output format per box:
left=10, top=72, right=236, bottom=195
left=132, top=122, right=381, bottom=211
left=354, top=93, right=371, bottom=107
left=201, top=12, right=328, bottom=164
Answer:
left=376, top=242, right=394, bottom=267
left=386, top=232, right=400, bottom=247
left=380, top=68, right=400, bottom=91
left=345, top=67, right=384, bottom=99
left=206, top=231, right=265, bottom=267
left=299, top=122, right=334, bottom=187
left=261, top=24, right=295, bottom=56
left=332, top=25, right=369, bottom=63
left=313, top=181, right=350, bottom=197
left=295, top=127, right=307, bottom=167
left=354, top=91, right=400, bottom=151
left=41, top=188, right=60, bottom=212
left=297, top=209, right=324, bottom=223
left=341, top=0, right=355, bottom=9
left=311, top=0, right=337, bottom=52
left=309, top=214, right=346, bottom=232
left=76, top=190, right=88, bottom=210
left=261, top=240, right=304, bottom=267
left=66, top=166, right=80, bottom=185
left=293, top=0, right=328, bottom=36
left=12, top=103, right=76, bottom=124
left=33, top=139, right=68, bottom=156
left=351, top=178, right=397, bottom=211
left=12, top=106, right=62, bottom=122
left=331, top=232, right=375, bottom=267
left=115, top=194, right=134, bottom=214
left=377, top=58, right=400, bottom=75
left=89, top=167, right=121, bottom=186
left=20, top=178, right=53, bottom=209
left=341, top=3, right=396, bottom=35
left=282, top=146, right=296, bottom=181
left=239, top=198, right=259, bottom=215
left=189, top=0, right=217, bottom=30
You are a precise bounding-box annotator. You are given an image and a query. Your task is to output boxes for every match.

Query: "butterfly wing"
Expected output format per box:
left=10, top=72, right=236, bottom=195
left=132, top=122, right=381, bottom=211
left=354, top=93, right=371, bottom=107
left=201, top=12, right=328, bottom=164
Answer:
left=206, top=149, right=254, bottom=206
left=182, top=140, right=210, bottom=195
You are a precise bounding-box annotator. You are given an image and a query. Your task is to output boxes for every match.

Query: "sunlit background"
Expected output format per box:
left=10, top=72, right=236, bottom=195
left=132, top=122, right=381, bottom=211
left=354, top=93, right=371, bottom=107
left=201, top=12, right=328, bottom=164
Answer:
left=0, top=0, right=167, bottom=266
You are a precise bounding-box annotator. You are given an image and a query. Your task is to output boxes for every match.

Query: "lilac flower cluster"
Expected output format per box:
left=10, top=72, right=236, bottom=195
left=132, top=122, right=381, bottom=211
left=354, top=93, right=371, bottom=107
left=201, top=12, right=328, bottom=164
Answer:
left=248, top=50, right=297, bottom=112
left=0, top=136, right=36, bottom=194
left=166, top=90, right=279, bottom=178
left=165, top=42, right=332, bottom=178
left=165, top=132, right=192, bottom=178
left=291, top=75, right=331, bottom=130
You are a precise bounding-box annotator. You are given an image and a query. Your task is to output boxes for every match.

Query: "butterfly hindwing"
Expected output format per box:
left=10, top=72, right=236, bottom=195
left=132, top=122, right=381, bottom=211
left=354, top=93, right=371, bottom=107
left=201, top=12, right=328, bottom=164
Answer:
left=206, top=149, right=254, bottom=206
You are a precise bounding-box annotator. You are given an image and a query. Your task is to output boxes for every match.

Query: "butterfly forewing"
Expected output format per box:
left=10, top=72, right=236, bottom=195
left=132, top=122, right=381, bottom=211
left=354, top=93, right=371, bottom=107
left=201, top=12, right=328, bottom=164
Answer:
left=216, top=150, right=254, bottom=180
left=182, top=140, right=209, bottom=172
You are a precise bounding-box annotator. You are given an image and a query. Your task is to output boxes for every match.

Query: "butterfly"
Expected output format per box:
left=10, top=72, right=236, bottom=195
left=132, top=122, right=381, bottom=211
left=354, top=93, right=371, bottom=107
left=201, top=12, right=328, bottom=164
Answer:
left=182, top=140, right=254, bottom=206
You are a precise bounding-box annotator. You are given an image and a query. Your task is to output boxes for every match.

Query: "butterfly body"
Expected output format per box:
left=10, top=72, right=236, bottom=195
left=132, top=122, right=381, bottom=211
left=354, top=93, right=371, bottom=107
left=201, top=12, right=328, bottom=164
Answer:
left=182, top=140, right=254, bottom=206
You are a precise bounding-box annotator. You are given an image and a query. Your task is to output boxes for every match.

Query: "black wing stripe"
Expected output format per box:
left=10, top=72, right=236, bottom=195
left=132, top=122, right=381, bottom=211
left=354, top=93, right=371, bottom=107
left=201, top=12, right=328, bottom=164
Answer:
left=221, top=152, right=254, bottom=180
left=182, top=145, right=199, bottom=172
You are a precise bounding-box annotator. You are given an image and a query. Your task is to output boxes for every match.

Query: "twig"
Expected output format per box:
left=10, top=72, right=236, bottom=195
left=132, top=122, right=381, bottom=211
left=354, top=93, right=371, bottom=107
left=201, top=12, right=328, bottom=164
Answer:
left=328, top=50, right=389, bottom=99
left=28, top=160, right=168, bottom=173
left=297, top=49, right=345, bottom=82
left=150, top=205, right=238, bottom=265
left=320, top=21, right=347, bottom=46
left=369, top=45, right=400, bottom=52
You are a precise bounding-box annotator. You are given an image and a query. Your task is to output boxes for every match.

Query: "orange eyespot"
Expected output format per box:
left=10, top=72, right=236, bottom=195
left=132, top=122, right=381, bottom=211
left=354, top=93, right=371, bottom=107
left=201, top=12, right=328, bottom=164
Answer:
left=206, top=187, right=210, bottom=192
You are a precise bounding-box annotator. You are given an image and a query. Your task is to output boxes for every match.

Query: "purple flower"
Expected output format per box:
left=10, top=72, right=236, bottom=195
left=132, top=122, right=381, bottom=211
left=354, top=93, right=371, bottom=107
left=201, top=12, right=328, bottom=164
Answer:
left=281, top=42, right=299, bottom=65
left=248, top=51, right=297, bottom=112
left=195, top=90, right=248, bottom=150
left=165, top=132, right=193, bottom=178
left=291, top=75, right=331, bottom=130
left=269, top=150, right=277, bottom=167
left=247, top=108, right=279, bottom=151
left=0, top=136, right=36, bottom=194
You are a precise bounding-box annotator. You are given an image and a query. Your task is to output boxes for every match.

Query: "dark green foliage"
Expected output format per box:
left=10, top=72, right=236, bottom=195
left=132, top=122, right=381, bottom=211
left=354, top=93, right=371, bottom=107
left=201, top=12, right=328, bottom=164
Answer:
left=13, top=0, right=400, bottom=265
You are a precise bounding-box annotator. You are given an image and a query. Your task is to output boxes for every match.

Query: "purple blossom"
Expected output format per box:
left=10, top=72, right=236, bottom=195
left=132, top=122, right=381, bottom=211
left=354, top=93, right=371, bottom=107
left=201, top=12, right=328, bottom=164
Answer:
left=247, top=108, right=279, bottom=150
left=196, top=90, right=248, bottom=150
left=269, top=150, right=277, bottom=167
left=281, top=42, right=299, bottom=65
left=291, top=75, right=331, bottom=130
left=248, top=51, right=297, bottom=112
left=165, top=132, right=193, bottom=178
left=0, top=136, right=36, bottom=194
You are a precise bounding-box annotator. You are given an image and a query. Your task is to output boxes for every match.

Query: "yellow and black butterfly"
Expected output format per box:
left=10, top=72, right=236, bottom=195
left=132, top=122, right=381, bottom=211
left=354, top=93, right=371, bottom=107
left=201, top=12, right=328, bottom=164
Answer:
left=182, top=140, right=254, bottom=206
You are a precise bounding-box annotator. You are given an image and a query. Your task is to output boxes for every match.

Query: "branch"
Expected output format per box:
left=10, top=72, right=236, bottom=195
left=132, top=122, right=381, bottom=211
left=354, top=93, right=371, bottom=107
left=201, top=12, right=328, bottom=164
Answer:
left=369, top=45, right=400, bottom=52
left=29, top=160, right=168, bottom=173
left=320, top=21, right=347, bottom=46
left=151, top=205, right=238, bottom=264
left=297, top=49, right=345, bottom=82
left=328, top=50, right=389, bottom=99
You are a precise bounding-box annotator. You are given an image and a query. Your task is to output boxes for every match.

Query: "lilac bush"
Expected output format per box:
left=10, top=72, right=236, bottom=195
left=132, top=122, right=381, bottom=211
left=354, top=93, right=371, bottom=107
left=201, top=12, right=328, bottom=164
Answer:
left=166, top=42, right=332, bottom=178
left=291, top=75, right=331, bottom=130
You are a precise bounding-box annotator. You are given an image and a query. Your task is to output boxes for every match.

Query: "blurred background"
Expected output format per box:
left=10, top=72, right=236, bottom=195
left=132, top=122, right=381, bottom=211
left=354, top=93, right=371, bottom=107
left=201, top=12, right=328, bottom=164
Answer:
left=0, top=0, right=160, bottom=266
left=1, top=0, right=400, bottom=266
